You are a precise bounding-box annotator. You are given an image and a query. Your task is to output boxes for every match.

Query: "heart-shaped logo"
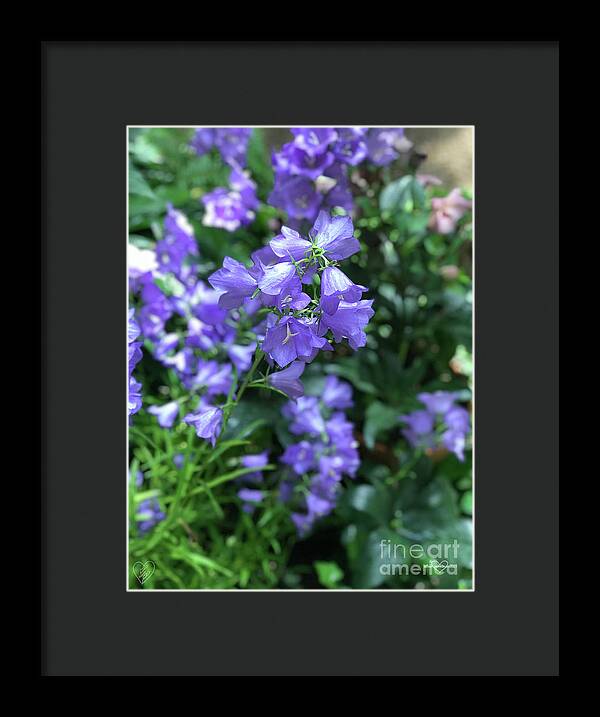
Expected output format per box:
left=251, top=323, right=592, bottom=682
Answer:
left=133, top=560, right=156, bottom=585
left=430, top=559, right=449, bottom=575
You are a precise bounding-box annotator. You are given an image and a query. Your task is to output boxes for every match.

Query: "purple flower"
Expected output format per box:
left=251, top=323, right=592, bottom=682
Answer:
left=153, top=332, right=179, bottom=361
left=320, top=266, right=367, bottom=315
left=128, top=309, right=143, bottom=417
left=156, top=205, right=198, bottom=279
left=365, top=128, right=405, bottom=166
left=280, top=378, right=358, bottom=537
left=257, top=261, right=302, bottom=301
left=282, top=142, right=335, bottom=180
left=269, top=211, right=359, bottom=266
left=202, top=187, right=255, bottom=232
left=137, top=283, right=173, bottom=340
left=402, top=410, right=434, bottom=435
left=261, top=316, right=317, bottom=368
left=281, top=440, right=317, bottom=474
left=128, top=308, right=141, bottom=347
left=213, top=128, right=252, bottom=166
left=322, top=375, right=353, bottom=409
left=399, top=409, right=437, bottom=450
left=306, top=491, right=335, bottom=517
left=268, top=175, right=322, bottom=220
left=187, top=360, right=232, bottom=397
left=324, top=411, right=355, bottom=446
left=284, top=396, right=326, bottom=436
left=238, top=488, right=264, bottom=503
left=241, top=452, right=269, bottom=470
left=322, top=168, right=354, bottom=212
left=190, top=128, right=215, bottom=156
left=136, top=498, right=166, bottom=534
left=291, top=512, right=315, bottom=537
left=269, top=226, right=313, bottom=262
left=268, top=360, right=305, bottom=399
left=227, top=343, right=257, bottom=374
left=128, top=376, right=143, bottom=417
left=238, top=487, right=264, bottom=514
left=444, top=405, right=470, bottom=433
left=191, top=128, right=252, bottom=167
left=417, top=391, right=458, bottom=415
left=331, top=128, right=368, bottom=165
left=442, top=429, right=467, bottom=462
left=148, top=401, right=179, bottom=428
left=309, top=211, right=360, bottom=261
left=128, top=244, right=158, bottom=290
left=442, top=406, right=470, bottom=462
left=291, top=128, right=338, bottom=154
left=184, top=405, right=223, bottom=447
left=229, top=163, right=259, bottom=211
left=318, top=299, right=374, bottom=350
left=279, top=481, right=294, bottom=503
left=208, top=257, right=258, bottom=309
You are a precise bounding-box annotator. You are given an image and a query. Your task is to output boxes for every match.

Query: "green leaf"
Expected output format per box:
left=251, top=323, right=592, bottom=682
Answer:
left=379, top=175, right=414, bottom=213
left=460, top=490, right=473, bottom=516
left=352, top=529, right=408, bottom=589
left=129, top=164, right=156, bottom=199
left=363, top=401, right=399, bottom=449
left=130, top=134, right=163, bottom=165
left=314, top=561, right=344, bottom=589
left=204, top=439, right=250, bottom=466
left=153, top=274, right=185, bottom=297
left=170, top=546, right=234, bottom=577
left=246, top=128, right=274, bottom=198
left=341, top=483, right=393, bottom=526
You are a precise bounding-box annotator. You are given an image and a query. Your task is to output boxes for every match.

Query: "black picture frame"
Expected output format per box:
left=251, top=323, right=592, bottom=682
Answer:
left=41, top=40, right=559, bottom=676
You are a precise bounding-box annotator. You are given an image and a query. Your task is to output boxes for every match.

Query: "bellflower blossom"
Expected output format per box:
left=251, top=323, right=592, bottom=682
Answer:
left=268, top=360, right=305, bottom=400
left=240, top=452, right=270, bottom=484
left=364, top=128, right=405, bottom=166
left=237, top=488, right=265, bottom=514
left=155, top=204, right=198, bottom=281
left=201, top=164, right=258, bottom=232
left=148, top=401, right=180, bottom=428
left=269, top=127, right=405, bottom=223
left=400, top=391, right=471, bottom=462
left=128, top=309, right=143, bottom=418
left=278, top=378, right=359, bottom=536
left=136, top=498, right=166, bottom=534
left=129, top=204, right=275, bottom=450
left=190, top=127, right=252, bottom=167
left=184, top=404, right=223, bottom=447
left=209, top=210, right=373, bottom=384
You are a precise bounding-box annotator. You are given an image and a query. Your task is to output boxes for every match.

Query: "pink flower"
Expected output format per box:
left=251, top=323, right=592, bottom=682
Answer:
left=429, top=188, right=472, bottom=235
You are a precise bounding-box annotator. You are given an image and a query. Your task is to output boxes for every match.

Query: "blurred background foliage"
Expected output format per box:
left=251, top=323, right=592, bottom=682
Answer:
left=129, top=127, right=473, bottom=590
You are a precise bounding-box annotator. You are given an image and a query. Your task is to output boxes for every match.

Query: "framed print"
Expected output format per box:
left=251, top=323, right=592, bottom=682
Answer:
left=127, top=125, right=474, bottom=592
left=42, top=40, right=558, bottom=676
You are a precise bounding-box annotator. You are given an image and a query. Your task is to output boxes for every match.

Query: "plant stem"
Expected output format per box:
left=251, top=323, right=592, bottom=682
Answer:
left=236, top=348, right=264, bottom=403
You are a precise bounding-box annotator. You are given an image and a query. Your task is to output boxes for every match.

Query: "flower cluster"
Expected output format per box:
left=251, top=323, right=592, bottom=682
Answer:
left=279, top=376, right=359, bottom=536
left=190, top=127, right=252, bottom=167
left=201, top=163, right=258, bottom=232
left=268, top=127, right=406, bottom=224
left=129, top=205, right=262, bottom=446
left=128, top=308, right=143, bottom=418
left=400, top=391, right=471, bottom=461
left=209, top=210, right=374, bottom=393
